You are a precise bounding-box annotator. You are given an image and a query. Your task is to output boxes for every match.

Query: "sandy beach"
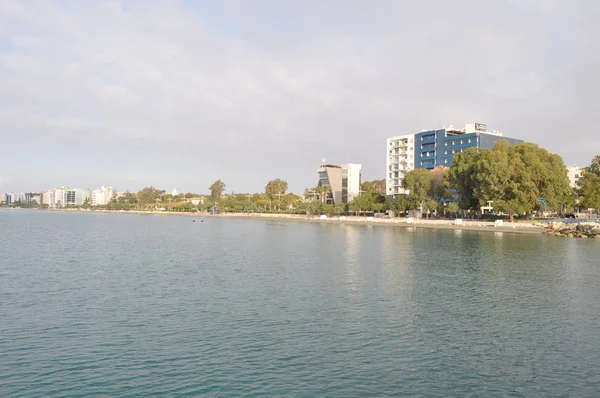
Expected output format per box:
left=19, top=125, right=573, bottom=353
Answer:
left=1, top=207, right=544, bottom=235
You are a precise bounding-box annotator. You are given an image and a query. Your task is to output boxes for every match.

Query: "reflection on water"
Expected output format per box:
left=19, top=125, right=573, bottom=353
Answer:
left=1, top=211, right=599, bottom=397
left=343, top=225, right=361, bottom=290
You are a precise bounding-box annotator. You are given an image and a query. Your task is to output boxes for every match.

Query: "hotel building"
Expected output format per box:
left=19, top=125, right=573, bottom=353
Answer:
left=386, top=122, right=523, bottom=196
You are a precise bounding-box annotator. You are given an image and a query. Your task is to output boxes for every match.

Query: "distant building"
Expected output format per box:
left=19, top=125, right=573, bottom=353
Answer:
left=41, top=191, right=54, bottom=206
left=66, top=188, right=91, bottom=206
left=188, top=197, right=204, bottom=205
left=316, top=162, right=362, bottom=204
left=54, top=188, right=67, bottom=208
left=386, top=122, right=523, bottom=196
left=91, top=186, right=116, bottom=206
left=567, top=166, right=585, bottom=188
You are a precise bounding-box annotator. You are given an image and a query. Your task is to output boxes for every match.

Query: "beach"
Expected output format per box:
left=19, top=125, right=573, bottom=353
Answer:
left=0, top=207, right=544, bottom=235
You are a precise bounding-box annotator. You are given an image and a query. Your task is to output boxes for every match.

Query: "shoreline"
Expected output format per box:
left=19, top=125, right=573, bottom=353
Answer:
left=1, top=207, right=546, bottom=235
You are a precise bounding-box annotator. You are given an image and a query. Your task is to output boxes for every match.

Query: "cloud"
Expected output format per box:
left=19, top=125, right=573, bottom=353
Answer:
left=0, top=0, right=598, bottom=192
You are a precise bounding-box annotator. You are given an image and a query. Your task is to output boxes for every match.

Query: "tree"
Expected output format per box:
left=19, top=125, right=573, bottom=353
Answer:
left=446, top=202, right=460, bottom=218
left=119, top=191, right=137, bottom=205
left=431, top=166, right=453, bottom=201
left=349, top=192, right=376, bottom=214
left=402, top=169, right=435, bottom=213
left=361, top=179, right=386, bottom=196
left=209, top=180, right=226, bottom=203
left=449, top=141, right=572, bottom=221
left=265, top=179, right=289, bottom=199
left=448, top=147, right=484, bottom=210
left=391, top=196, right=410, bottom=215
left=579, top=155, right=600, bottom=210
left=137, top=186, right=159, bottom=209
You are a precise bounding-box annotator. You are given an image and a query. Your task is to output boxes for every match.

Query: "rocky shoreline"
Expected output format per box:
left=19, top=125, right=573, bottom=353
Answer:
left=544, top=221, right=600, bottom=238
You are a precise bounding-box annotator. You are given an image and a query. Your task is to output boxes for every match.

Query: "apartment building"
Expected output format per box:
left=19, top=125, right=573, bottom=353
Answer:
left=386, top=122, right=523, bottom=196
left=386, top=134, right=415, bottom=196
left=91, top=186, right=116, bottom=206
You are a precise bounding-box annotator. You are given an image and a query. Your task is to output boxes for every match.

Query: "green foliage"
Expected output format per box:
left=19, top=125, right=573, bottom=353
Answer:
left=402, top=169, right=435, bottom=210
left=209, top=180, right=226, bottom=202
left=361, top=179, right=386, bottom=195
left=348, top=192, right=385, bottom=213
left=137, top=186, right=159, bottom=209
left=449, top=140, right=572, bottom=219
left=391, top=196, right=410, bottom=213
left=579, top=155, right=600, bottom=209
left=265, top=179, right=289, bottom=199
left=446, top=202, right=460, bottom=216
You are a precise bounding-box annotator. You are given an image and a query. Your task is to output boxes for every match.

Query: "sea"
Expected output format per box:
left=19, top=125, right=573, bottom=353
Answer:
left=1, top=210, right=599, bottom=397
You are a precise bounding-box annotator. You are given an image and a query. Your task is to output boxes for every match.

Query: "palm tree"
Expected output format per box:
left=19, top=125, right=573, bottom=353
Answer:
left=314, top=186, right=325, bottom=203
left=321, top=184, right=331, bottom=204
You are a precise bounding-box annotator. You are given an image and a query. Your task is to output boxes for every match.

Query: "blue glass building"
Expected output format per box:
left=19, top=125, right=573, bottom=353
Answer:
left=414, top=123, right=523, bottom=170
left=386, top=123, right=524, bottom=196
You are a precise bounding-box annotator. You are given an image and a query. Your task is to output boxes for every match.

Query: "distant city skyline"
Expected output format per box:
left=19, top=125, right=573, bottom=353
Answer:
left=1, top=1, right=598, bottom=193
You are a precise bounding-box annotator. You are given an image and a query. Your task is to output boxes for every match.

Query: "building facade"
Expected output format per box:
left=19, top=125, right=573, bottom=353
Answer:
left=66, top=188, right=91, bottom=206
left=91, top=186, right=116, bottom=206
left=317, top=163, right=362, bottom=204
left=567, top=166, right=584, bottom=188
left=386, top=134, right=415, bottom=196
left=386, top=122, right=523, bottom=196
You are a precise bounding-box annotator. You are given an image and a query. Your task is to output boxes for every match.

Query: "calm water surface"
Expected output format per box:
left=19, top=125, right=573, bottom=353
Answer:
left=1, top=210, right=600, bottom=397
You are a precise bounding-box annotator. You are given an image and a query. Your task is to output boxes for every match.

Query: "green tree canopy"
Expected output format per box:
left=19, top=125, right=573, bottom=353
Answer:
left=361, top=179, right=386, bottom=196
left=265, top=179, right=289, bottom=199
left=449, top=140, right=572, bottom=220
left=137, top=186, right=159, bottom=209
left=209, top=180, right=226, bottom=203
left=402, top=168, right=435, bottom=209
left=578, top=155, right=600, bottom=210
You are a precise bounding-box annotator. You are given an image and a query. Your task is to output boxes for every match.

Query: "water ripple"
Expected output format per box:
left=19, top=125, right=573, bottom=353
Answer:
left=1, top=211, right=599, bottom=396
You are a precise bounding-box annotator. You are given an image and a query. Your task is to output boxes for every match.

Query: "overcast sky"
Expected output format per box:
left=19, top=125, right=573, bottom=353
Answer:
left=1, top=0, right=598, bottom=194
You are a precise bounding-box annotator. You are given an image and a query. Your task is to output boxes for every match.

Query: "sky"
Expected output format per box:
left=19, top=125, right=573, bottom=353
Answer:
left=1, top=0, right=599, bottom=194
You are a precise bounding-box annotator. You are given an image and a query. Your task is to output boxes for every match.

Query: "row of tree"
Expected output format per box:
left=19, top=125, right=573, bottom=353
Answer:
left=394, top=142, right=599, bottom=220
left=10, top=141, right=596, bottom=218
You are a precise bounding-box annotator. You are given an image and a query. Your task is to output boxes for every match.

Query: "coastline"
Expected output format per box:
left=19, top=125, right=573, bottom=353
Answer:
left=1, top=207, right=545, bottom=235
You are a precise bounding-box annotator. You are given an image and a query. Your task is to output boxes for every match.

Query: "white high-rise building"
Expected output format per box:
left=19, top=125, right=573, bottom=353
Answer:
left=386, top=134, right=415, bottom=196
left=54, top=189, right=67, bottom=208
left=91, top=186, right=116, bottom=206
